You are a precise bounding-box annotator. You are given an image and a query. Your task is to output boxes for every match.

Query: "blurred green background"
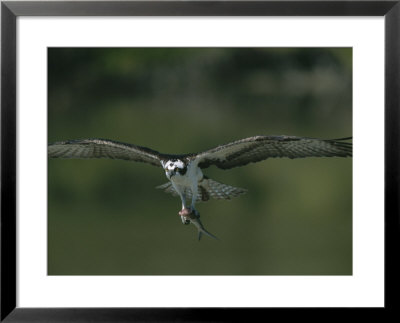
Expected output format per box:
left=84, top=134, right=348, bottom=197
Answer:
left=48, top=48, right=352, bottom=275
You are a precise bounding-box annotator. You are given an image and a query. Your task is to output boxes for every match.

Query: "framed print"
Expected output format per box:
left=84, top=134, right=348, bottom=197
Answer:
left=1, top=1, right=399, bottom=321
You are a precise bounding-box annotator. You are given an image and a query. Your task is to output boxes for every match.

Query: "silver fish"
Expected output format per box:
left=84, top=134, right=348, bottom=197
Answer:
left=179, top=208, right=219, bottom=241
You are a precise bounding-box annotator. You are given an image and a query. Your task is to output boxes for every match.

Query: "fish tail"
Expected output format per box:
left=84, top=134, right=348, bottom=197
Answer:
left=198, top=227, right=219, bottom=241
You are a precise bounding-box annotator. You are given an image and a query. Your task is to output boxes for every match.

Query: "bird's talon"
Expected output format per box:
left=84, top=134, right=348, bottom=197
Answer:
left=179, top=208, right=192, bottom=224
left=178, top=207, right=200, bottom=226
left=179, top=208, right=191, bottom=217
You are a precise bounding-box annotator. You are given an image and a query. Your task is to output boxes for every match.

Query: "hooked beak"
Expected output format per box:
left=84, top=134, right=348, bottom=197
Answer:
left=166, top=170, right=174, bottom=180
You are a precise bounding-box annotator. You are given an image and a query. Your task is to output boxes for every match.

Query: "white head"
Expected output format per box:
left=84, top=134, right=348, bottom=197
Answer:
left=163, top=159, right=187, bottom=180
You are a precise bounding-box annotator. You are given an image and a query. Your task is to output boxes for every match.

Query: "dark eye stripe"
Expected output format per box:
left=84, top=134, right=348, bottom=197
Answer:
left=179, top=166, right=187, bottom=175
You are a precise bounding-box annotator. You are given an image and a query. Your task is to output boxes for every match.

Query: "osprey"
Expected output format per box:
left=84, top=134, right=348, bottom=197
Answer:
left=48, top=135, right=352, bottom=240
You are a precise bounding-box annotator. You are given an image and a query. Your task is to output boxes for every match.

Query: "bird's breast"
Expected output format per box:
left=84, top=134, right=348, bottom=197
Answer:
left=170, top=164, right=202, bottom=187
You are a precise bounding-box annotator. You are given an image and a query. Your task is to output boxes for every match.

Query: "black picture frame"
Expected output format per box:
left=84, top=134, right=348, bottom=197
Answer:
left=1, top=1, right=399, bottom=321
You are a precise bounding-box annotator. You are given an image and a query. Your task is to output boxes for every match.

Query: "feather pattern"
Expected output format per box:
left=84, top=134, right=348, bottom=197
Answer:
left=156, top=178, right=247, bottom=202
left=48, top=139, right=164, bottom=167
left=193, top=135, right=352, bottom=169
left=49, top=135, right=352, bottom=171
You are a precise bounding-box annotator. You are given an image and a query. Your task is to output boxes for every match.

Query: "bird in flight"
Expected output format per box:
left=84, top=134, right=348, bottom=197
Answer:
left=48, top=135, right=352, bottom=240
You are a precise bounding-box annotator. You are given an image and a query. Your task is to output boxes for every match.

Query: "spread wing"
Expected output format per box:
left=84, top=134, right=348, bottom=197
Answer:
left=48, top=139, right=164, bottom=167
left=193, top=135, right=352, bottom=170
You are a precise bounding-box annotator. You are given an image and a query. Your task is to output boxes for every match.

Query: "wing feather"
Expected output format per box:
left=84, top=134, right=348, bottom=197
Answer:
left=48, top=139, right=163, bottom=167
left=194, top=135, right=352, bottom=169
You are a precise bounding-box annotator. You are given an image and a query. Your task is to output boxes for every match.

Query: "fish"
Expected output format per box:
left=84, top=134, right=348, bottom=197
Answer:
left=179, top=208, right=219, bottom=241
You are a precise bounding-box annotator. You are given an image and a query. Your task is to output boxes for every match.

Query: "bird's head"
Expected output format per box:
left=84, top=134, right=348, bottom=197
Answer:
left=164, top=159, right=187, bottom=180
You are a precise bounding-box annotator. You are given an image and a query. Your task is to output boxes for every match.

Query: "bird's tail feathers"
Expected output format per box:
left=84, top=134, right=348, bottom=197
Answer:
left=156, top=178, right=247, bottom=202
left=156, top=182, right=180, bottom=197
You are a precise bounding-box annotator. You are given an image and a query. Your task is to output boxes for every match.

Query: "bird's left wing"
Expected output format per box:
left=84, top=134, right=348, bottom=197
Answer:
left=48, top=139, right=164, bottom=167
left=193, top=135, right=352, bottom=170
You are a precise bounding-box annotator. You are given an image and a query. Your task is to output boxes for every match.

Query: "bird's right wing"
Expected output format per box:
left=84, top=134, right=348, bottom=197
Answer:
left=48, top=139, right=164, bottom=167
left=193, top=135, right=352, bottom=170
